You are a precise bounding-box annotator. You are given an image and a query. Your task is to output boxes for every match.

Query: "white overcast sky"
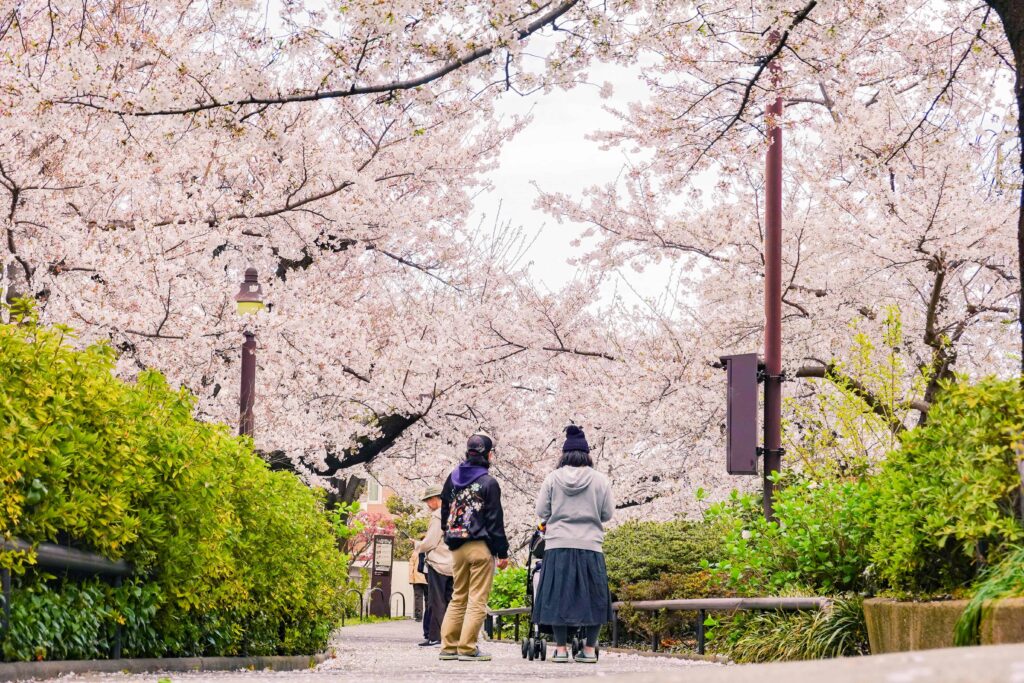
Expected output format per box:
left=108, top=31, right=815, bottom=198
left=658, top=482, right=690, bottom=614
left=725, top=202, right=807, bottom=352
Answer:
left=469, top=61, right=672, bottom=302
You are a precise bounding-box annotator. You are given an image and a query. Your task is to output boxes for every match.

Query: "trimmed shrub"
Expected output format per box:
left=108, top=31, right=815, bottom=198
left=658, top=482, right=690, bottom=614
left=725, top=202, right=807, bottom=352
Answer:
left=604, top=519, right=726, bottom=643
left=1, top=578, right=163, bottom=661
left=605, top=519, right=724, bottom=588
left=489, top=566, right=529, bottom=632
left=0, top=304, right=349, bottom=660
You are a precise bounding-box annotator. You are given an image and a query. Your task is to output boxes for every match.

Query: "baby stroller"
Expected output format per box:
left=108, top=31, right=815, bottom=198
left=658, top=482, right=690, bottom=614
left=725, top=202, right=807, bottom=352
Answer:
left=520, top=524, right=599, bottom=661
left=520, top=524, right=548, bottom=661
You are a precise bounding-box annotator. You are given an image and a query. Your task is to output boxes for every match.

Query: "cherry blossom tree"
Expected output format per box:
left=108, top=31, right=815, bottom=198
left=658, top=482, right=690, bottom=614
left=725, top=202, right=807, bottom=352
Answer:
left=1, top=0, right=1021, bottom=539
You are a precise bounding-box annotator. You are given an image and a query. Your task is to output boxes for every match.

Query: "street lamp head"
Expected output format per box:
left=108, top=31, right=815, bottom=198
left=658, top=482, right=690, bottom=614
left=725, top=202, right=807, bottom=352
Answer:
left=235, top=267, right=264, bottom=315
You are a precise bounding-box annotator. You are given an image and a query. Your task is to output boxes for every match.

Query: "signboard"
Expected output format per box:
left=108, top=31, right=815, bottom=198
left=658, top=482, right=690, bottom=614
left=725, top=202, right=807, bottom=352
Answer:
left=720, top=353, right=759, bottom=475
left=368, top=535, right=394, bottom=618
left=372, top=535, right=393, bottom=575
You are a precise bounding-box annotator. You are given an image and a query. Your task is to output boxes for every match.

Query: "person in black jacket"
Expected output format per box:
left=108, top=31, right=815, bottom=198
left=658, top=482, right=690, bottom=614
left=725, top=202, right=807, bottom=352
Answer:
left=438, top=432, right=509, bottom=662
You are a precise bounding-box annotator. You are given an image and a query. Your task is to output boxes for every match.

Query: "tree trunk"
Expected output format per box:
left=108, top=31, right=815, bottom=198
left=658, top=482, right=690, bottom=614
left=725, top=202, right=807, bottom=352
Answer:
left=986, top=1, right=1024, bottom=377
left=1016, top=67, right=1024, bottom=380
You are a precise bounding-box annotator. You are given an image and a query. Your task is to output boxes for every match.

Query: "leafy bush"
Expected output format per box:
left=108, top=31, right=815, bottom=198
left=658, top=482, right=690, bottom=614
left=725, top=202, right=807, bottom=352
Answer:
left=488, top=566, right=528, bottom=633
left=489, top=566, right=527, bottom=611
left=0, top=305, right=350, bottom=660
left=712, top=378, right=1024, bottom=599
left=708, top=476, right=876, bottom=596
left=1, top=578, right=162, bottom=661
left=868, top=378, right=1024, bottom=594
left=615, top=569, right=719, bottom=641
left=714, top=597, right=869, bottom=663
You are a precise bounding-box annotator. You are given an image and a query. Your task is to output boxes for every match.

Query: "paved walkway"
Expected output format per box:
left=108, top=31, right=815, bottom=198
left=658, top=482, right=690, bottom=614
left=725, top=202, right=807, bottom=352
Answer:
left=603, top=642, right=1024, bottom=683
left=35, top=620, right=1024, bottom=683
left=51, top=619, right=715, bottom=682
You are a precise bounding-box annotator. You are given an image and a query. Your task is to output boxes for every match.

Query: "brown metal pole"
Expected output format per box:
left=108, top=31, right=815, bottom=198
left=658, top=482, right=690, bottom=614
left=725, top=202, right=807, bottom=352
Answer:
left=239, top=331, right=256, bottom=437
left=763, top=34, right=784, bottom=521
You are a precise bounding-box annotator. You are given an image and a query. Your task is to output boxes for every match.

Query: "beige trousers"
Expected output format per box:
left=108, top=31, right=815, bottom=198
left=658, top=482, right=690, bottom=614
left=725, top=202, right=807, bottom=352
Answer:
left=440, top=540, right=495, bottom=655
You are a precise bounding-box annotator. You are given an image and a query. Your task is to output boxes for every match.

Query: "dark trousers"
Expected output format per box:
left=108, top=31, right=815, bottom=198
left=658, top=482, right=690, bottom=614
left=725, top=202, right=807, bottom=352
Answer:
left=553, top=624, right=601, bottom=647
left=426, top=566, right=454, bottom=642
left=413, top=583, right=427, bottom=620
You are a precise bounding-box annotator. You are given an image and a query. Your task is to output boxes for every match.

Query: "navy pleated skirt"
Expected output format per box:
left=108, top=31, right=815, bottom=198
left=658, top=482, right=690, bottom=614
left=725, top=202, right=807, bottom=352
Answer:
left=533, top=548, right=613, bottom=626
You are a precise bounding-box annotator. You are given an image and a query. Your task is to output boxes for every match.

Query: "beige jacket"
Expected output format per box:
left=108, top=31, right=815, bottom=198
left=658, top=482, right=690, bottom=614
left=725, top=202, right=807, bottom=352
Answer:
left=408, top=550, right=427, bottom=584
left=416, top=507, right=453, bottom=576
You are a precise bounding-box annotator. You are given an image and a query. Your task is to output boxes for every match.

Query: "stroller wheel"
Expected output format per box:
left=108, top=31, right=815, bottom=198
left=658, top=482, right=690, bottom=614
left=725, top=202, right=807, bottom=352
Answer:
left=521, top=637, right=529, bottom=659
left=527, top=638, right=535, bottom=661
left=539, top=639, right=547, bottom=661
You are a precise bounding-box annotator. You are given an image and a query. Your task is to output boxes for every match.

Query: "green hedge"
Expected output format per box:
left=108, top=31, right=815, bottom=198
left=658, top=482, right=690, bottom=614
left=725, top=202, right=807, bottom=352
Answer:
left=0, top=303, right=349, bottom=660
left=605, top=519, right=723, bottom=588
left=604, top=519, right=726, bottom=642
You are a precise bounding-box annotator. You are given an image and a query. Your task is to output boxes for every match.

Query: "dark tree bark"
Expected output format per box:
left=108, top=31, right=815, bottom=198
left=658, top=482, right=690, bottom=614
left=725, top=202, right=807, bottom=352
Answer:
left=986, top=1, right=1024, bottom=377
left=262, top=411, right=423, bottom=496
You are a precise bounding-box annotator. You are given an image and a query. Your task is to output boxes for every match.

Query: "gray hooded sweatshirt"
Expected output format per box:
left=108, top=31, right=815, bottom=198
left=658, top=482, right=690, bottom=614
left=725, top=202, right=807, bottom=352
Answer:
left=535, top=466, right=614, bottom=553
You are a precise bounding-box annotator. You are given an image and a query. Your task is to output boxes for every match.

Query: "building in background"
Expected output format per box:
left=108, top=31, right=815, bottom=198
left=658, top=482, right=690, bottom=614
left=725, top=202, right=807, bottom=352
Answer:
left=349, top=476, right=415, bottom=618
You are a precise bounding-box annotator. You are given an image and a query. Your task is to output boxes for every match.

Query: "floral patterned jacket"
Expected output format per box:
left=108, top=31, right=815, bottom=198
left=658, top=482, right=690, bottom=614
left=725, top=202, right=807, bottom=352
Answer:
left=440, top=461, right=509, bottom=558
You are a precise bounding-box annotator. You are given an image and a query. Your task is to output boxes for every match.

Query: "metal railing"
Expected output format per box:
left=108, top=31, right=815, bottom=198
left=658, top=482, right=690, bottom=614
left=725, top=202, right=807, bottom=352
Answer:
left=390, top=592, right=406, bottom=618
left=1, top=539, right=132, bottom=658
left=342, top=588, right=365, bottom=625
left=485, top=596, right=830, bottom=655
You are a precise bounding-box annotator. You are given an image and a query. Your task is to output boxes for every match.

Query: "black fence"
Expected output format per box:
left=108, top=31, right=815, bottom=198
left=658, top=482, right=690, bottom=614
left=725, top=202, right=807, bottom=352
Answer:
left=486, top=596, right=830, bottom=655
left=0, top=539, right=132, bottom=658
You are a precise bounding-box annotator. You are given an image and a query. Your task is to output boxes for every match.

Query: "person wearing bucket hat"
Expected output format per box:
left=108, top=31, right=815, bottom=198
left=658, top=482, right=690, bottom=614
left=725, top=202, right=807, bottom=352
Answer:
left=532, top=424, right=614, bottom=664
left=415, top=483, right=452, bottom=646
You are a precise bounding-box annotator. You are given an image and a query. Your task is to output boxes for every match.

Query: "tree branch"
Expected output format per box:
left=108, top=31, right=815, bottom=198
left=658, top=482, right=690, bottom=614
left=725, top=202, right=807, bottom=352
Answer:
left=685, top=0, right=818, bottom=176
left=794, top=362, right=930, bottom=435
left=62, top=1, right=582, bottom=118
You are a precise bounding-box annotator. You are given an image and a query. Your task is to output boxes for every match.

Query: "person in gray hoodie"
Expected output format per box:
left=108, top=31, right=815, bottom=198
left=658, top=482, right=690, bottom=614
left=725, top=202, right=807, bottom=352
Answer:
left=532, top=425, right=614, bottom=664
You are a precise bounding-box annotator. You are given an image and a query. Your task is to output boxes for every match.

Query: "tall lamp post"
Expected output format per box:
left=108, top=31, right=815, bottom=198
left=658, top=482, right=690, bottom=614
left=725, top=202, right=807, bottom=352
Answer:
left=719, top=35, right=785, bottom=523
left=234, top=268, right=264, bottom=438
left=762, top=34, right=785, bottom=521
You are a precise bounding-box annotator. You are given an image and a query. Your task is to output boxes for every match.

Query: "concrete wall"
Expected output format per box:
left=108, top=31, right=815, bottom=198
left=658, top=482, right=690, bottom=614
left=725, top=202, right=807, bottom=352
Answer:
left=346, top=560, right=415, bottom=618
left=391, top=560, right=414, bottom=618
left=864, top=597, right=1024, bottom=654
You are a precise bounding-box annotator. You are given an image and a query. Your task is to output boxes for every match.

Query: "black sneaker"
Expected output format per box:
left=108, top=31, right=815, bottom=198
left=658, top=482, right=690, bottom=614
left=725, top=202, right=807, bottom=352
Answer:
left=458, top=648, right=492, bottom=662
left=418, top=640, right=440, bottom=647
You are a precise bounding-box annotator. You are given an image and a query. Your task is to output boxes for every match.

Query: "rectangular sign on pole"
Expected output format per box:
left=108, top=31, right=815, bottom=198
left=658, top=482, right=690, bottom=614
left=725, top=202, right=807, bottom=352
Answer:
left=372, top=535, right=393, bottom=575
left=368, top=534, right=395, bottom=618
left=720, top=353, right=759, bottom=475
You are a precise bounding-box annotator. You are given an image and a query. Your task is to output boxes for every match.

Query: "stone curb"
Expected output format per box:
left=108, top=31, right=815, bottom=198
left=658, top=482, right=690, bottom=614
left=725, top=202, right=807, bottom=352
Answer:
left=487, top=638, right=728, bottom=663
left=0, top=653, right=329, bottom=682
left=600, top=646, right=729, bottom=664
